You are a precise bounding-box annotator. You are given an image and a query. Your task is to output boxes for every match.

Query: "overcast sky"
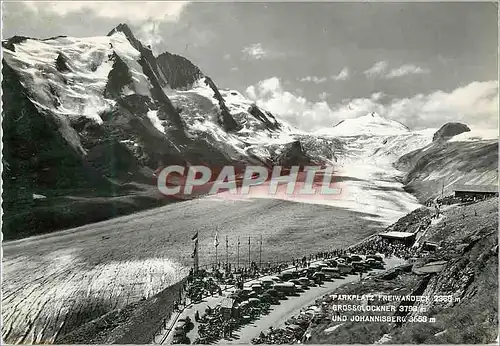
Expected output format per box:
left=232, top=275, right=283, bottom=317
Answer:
left=2, top=1, right=498, bottom=131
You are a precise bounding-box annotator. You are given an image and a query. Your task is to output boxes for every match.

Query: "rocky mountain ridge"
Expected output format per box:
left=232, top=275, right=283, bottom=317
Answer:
left=1, top=23, right=336, bottom=239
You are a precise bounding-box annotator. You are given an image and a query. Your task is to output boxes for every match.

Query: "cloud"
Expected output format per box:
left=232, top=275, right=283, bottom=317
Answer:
left=245, top=77, right=337, bottom=130
left=242, top=43, right=268, bottom=60
left=331, top=67, right=350, bottom=81
left=241, top=43, right=286, bottom=60
left=329, top=81, right=498, bottom=130
left=386, top=64, right=430, bottom=78
left=299, top=76, right=327, bottom=84
left=246, top=78, right=498, bottom=132
left=371, top=92, right=385, bottom=101
left=319, top=92, right=330, bottom=101
left=364, top=61, right=430, bottom=79
left=135, top=21, right=164, bottom=54
left=223, top=54, right=231, bottom=60
left=386, top=81, right=498, bottom=129
left=230, top=66, right=239, bottom=72
left=23, top=1, right=189, bottom=22
left=364, top=61, right=388, bottom=78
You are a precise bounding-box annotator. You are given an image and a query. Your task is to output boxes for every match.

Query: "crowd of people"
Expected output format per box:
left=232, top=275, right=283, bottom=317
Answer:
left=251, top=306, right=318, bottom=344
left=193, top=305, right=237, bottom=343
left=252, top=328, right=297, bottom=344
left=191, top=297, right=272, bottom=344
left=170, top=229, right=437, bottom=344
left=176, top=235, right=422, bottom=308
left=350, top=237, right=418, bottom=260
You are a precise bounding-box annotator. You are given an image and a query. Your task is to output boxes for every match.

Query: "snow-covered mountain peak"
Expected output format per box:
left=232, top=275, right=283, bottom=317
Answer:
left=317, top=111, right=410, bottom=136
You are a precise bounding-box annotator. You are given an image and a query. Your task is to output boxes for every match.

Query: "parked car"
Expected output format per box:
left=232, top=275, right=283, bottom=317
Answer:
left=266, top=288, right=287, bottom=300
left=251, top=284, right=264, bottom=294
left=337, top=263, right=354, bottom=274
left=268, top=276, right=283, bottom=283
left=350, top=261, right=367, bottom=272
left=323, top=267, right=343, bottom=278
left=366, top=254, right=384, bottom=262
left=298, top=277, right=315, bottom=287
left=366, top=258, right=384, bottom=269
left=278, top=271, right=295, bottom=281
left=348, top=254, right=364, bottom=262
left=288, top=279, right=307, bottom=291
left=260, top=278, right=275, bottom=289
left=259, top=292, right=279, bottom=305
left=308, top=263, right=322, bottom=272
left=326, top=259, right=339, bottom=267
left=312, top=271, right=326, bottom=283
left=273, top=282, right=297, bottom=295
left=285, top=324, right=306, bottom=338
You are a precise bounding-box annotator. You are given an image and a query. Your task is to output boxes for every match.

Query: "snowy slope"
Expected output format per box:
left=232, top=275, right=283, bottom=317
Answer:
left=2, top=32, right=143, bottom=125
left=2, top=28, right=312, bottom=175
left=316, top=112, right=410, bottom=136
left=448, top=128, right=499, bottom=142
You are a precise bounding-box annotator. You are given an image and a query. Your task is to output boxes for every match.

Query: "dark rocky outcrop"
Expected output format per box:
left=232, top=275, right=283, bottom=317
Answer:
left=55, top=53, right=70, bottom=72
left=108, top=23, right=167, bottom=87
left=204, top=76, right=241, bottom=132
left=2, top=35, right=69, bottom=52
left=274, top=140, right=312, bottom=167
left=1, top=61, right=119, bottom=239
left=248, top=104, right=280, bottom=131
left=156, top=51, right=204, bottom=90
left=432, top=122, right=471, bottom=141
left=107, top=24, right=184, bottom=129
left=1, top=35, right=30, bottom=51
left=104, top=52, right=134, bottom=99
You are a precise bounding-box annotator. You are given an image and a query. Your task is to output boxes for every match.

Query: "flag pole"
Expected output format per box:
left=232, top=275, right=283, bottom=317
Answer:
left=225, top=235, right=229, bottom=272
left=237, top=236, right=240, bottom=271
left=215, top=226, right=218, bottom=267
left=248, top=235, right=251, bottom=268
left=192, top=230, right=199, bottom=274
left=259, top=234, right=263, bottom=268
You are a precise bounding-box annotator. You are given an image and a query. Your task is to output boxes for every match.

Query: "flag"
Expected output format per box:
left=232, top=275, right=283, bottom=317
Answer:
left=214, top=232, right=219, bottom=248
left=191, top=231, right=198, bottom=259
left=237, top=237, right=240, bottom=246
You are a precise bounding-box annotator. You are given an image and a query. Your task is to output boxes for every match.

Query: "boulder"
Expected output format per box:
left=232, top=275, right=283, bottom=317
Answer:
left=274, top=141, right=312, bottom=167
left=432, top=122, right=471, bottom=141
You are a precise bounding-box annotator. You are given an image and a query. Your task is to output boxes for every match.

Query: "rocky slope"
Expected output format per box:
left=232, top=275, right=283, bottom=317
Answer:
left=309, top=198, right=498, bottom=344
left=2, top=23, right=338, bottom=240
left=395, top=131, right=498, bottom=203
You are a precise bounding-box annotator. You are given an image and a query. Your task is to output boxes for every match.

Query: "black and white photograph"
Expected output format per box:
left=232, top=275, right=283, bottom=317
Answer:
left=1, top=1, right=498, bottom=345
